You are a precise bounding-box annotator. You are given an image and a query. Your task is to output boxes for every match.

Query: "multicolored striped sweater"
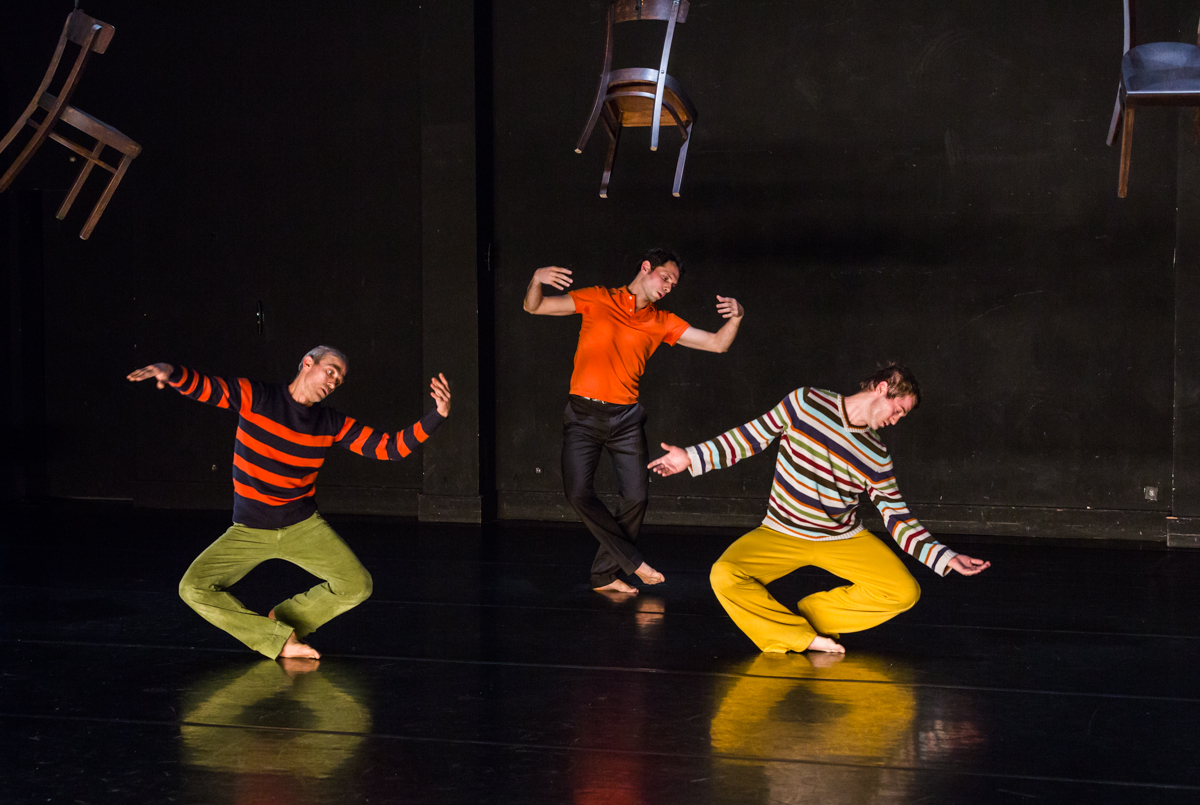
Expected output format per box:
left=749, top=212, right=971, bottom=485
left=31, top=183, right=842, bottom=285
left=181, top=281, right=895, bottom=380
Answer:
left=685, top=387, right=957, bottom=576
left=167, top=365, right=443, bottom=530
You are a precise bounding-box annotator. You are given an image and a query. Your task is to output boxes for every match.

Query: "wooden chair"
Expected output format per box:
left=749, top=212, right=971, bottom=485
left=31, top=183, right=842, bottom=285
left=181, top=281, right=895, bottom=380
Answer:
left=0, top=10, right=141, bottom=239
left=1107, top=1, right=1200, bottom=197
left=575, top=0, right=698, bottom=198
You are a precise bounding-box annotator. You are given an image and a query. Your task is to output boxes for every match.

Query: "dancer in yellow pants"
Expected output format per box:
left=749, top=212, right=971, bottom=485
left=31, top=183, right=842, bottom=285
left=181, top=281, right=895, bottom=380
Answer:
left=650, top=364, right=989, bottom=653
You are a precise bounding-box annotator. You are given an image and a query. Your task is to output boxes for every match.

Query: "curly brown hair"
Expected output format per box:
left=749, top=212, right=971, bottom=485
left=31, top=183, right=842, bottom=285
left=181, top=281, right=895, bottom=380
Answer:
left=858, top=363, right=920, bottom=408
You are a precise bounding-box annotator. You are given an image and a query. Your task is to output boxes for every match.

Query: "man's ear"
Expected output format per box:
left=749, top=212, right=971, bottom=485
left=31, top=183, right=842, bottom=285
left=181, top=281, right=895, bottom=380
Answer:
left=639, top=260, right=652, bottom=275
left=874, top=381, right=890, bottom=397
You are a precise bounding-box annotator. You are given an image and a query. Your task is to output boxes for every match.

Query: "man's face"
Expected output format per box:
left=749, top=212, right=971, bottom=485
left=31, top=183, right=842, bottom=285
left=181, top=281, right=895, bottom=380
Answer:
left=642, top=260, right=681, bottom=302
left=866, top=384, right=915, bottom=431
left=301, top=355, right=347, bottom=401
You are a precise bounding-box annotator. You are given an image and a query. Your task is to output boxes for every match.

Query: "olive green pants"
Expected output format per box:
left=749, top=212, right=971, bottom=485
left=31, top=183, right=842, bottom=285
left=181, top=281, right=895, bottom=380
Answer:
left=178, top=512, right=373, bottom=658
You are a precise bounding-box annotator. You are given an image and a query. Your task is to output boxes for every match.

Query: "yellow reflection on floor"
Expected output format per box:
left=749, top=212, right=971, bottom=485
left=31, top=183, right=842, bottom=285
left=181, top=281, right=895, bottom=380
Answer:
left=710, top=653, right=917, bottom=803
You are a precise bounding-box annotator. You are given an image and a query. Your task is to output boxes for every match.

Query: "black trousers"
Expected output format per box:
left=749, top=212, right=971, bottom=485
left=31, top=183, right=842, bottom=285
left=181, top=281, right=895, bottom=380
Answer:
left=561, top=395, right=650, bottom=587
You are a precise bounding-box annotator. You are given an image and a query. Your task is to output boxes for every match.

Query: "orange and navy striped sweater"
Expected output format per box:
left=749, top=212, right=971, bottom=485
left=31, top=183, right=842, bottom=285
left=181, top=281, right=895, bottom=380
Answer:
left=167, top=365, right=443, bottom=529
left=685, top=387, right=957, bottom=576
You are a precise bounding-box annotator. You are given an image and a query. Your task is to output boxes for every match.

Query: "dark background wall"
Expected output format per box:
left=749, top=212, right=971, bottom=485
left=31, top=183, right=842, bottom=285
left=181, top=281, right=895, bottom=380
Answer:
left=4, top=0, right=1199, bottom=544
left=491, top=0, right=1191, bottom=541
left=2, top=1, right=438, bottom=515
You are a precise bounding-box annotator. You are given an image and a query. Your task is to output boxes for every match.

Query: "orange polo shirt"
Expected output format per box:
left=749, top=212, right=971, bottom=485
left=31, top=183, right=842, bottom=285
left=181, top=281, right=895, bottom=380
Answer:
left=568, top=286, right=690, bottom=405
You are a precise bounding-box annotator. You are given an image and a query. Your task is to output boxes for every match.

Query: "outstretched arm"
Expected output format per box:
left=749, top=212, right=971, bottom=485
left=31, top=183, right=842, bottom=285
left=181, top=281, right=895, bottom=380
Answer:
left=866, top=472, right=982, bottom=577
left=335, top=374, right=451, bottom=461
left=649, top=396, right=790, bottom=479
left=674, top=295, right=744, bottom=353
left=128, top=363, right=245, bottom=411
left=523, top=266, right=577, bottom=316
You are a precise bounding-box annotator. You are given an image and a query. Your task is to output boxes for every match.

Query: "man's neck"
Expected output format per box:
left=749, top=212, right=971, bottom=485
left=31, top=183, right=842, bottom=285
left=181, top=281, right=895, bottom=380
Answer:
left=842, top=391, right=871, bottom=428
left=625, top=280, right=653, bottom=311
left=287, top=379, right=316, bottom=407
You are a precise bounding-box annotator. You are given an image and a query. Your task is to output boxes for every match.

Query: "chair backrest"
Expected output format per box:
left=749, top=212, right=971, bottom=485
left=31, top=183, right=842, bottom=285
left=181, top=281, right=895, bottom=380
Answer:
left=65, top=9, right=116, bottom=54
left=24, top=10, right=117, bottom=125
left=1122, top=1, right=1200, bottom=54
left=1122, top=0, right=1139, bottom=54
left=614, top=0, right=689, bottom=25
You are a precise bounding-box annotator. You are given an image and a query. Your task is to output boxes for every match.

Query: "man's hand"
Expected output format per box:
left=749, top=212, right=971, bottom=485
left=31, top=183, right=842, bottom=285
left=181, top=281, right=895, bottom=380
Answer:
left=524, top=266, right=577, bottom=315
left=127, top=363, right=174, bottom=389
left=648, top=443, right=690, bottom=477
left=533, top=266, right=572, bottom=290
left=430, top=373, right=451, bottom=417
left=948, top=554, right=990, bottom=576
left=715, top=295, right=743, bottom=320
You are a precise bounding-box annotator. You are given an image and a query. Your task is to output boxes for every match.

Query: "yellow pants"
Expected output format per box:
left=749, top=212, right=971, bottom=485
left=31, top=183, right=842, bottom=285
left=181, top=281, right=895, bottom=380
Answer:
left=710, top=526, right=920, bottom=653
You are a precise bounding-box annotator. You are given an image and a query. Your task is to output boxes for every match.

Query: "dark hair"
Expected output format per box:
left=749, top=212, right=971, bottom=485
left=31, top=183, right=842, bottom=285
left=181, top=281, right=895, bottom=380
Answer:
left=858, top=363, right=920, bottom=408
left=639, top=247, right=683, bottom=275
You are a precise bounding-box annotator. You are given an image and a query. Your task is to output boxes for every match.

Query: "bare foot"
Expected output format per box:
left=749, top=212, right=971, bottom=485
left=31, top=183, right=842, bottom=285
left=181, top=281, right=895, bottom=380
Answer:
left=594, top=578, right=638, bottom=595
left=270, top=609, right=320, bottom=659
left=278, top=630, right=321, bottom=659
left=634, top=562, right=665, bottom=585
left=278, top=656, right=320, bottom=677
left=805, top=635, right=845, bottom=654
left=807, top=651, right=846, bottom=669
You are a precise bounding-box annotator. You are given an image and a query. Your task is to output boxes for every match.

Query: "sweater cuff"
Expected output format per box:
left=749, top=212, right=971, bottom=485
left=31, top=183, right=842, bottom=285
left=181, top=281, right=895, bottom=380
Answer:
left=931, top=547, right=958, bottom=577
left=686, top=446, right=704, bottom=477
left=167, top=365, right=187, bottom=387
left=419, top=408, right=446, bottom=438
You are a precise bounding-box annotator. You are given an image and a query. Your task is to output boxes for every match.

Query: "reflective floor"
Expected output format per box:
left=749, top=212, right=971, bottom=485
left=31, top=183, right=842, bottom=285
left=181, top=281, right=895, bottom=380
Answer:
left=3, top=501, right=1200, bottom=804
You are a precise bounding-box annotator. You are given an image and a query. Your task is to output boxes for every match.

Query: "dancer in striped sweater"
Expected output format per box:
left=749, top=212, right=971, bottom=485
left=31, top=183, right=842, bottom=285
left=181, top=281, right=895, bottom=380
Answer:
left=648, top=364, right=988, bottom=653
left=128, top=346, right=450, bottom=660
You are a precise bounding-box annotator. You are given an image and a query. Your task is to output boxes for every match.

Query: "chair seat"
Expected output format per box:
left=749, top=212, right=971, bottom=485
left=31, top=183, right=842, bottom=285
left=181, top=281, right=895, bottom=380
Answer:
left=605, top=68, right=697, bottom=126
left=1123, top=41, right=1200, bottom=98
left=38, top=92, right=141, bottom=154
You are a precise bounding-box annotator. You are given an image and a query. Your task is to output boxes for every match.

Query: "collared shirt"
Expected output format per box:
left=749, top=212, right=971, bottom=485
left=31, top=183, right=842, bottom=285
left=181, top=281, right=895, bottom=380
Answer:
left=567, top=285, right=690, bottom=405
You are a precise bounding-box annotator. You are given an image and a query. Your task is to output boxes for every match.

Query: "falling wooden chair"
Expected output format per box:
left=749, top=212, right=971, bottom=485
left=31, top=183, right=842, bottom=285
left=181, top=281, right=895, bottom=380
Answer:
left=0, top=9, right=142, bottom=239
left=1107, top=0, right=1200, bottom=197
left=575, top=0, right=698, bottom=198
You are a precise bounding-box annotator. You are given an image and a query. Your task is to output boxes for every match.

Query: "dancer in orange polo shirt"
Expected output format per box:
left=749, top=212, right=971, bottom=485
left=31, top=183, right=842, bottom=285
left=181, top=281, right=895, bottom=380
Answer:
left=524, top=249, right=745, bottom=594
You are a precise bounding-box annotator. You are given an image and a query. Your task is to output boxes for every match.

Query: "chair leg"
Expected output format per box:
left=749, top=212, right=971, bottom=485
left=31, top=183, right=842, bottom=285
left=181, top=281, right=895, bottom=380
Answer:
left=58, top=141, right=104, bottom=220
left=0, top=110, right=37, bottom=161
left=1118, top=106, right=1134, bottom=198
left=600, top=114, right=621, bottom=199
left=0, top=116, right=59, bottom=193
left=576, top=93, right=608, bottom=155
left=671, top=123, right=692, bottom=198
left=79, top=150, right=135, bottom=240
left=1106, top=86, right=1123, bottom=147
left=651, top=96, right=662, bottom=152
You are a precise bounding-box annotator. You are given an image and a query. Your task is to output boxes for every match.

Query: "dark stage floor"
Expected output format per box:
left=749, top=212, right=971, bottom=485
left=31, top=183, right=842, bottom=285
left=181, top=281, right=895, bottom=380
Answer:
left=3, top=501, right=1200, bottom=804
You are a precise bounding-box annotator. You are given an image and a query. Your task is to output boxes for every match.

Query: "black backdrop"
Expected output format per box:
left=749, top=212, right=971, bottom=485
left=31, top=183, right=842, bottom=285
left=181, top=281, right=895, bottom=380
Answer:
left=4, top=0, right=1200, bottom=543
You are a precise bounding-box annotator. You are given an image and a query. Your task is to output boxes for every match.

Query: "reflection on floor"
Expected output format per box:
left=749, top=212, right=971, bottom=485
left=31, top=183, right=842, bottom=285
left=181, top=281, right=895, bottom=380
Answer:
left=3, top=501, right=1200, bottom=804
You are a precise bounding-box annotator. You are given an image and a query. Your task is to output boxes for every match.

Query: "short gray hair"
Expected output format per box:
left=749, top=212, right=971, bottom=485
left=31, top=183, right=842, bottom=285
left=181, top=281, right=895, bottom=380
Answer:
left=299, top=345, right=348, bottom=373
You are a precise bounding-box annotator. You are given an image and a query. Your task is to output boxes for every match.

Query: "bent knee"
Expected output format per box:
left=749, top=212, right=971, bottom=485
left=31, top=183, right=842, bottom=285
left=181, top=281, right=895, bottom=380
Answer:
left=710, top=560, right=746, bottom=592
left=178, top=576, right=201, bottom=603
left=563, top=485, right=598, bottom=510
left=888, top=575, right=921, bottom=612
left=341, top=569, right=373, bottom=603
